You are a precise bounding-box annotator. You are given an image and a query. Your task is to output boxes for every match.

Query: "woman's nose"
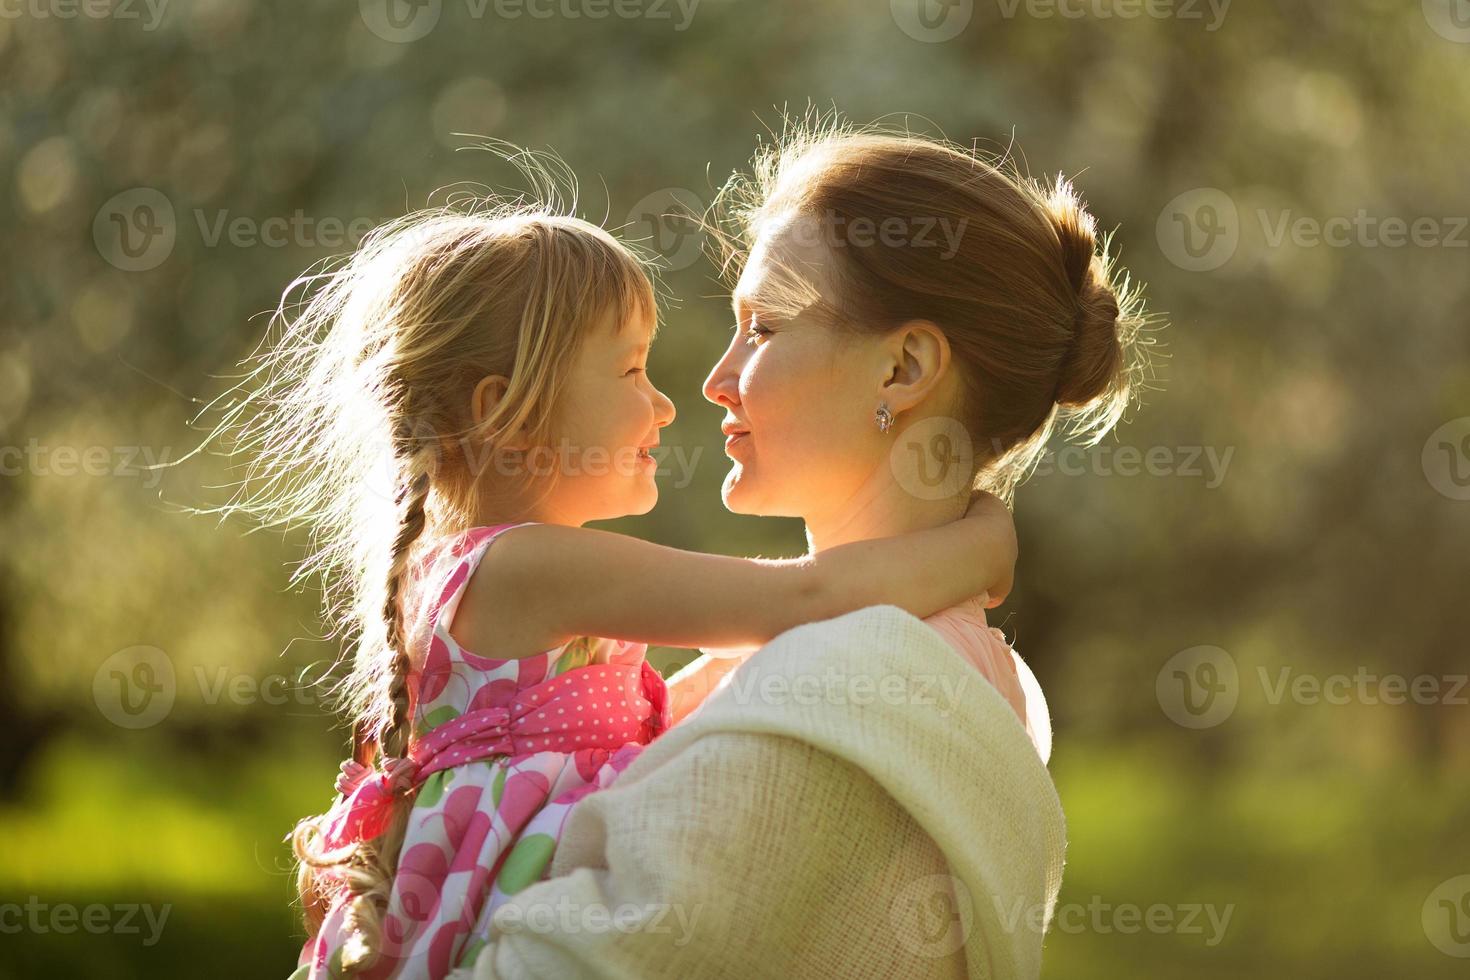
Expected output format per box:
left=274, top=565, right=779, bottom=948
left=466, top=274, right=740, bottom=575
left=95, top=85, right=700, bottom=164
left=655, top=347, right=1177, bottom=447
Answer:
left=702, top=338, right=742, bottom=408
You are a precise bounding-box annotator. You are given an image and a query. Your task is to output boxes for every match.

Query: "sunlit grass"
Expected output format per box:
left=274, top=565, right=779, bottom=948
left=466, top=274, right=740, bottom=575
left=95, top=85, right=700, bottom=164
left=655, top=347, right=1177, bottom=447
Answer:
left=1045, top=740, right=1470, bottom=979
left=1, top=729, right=338, bottom=898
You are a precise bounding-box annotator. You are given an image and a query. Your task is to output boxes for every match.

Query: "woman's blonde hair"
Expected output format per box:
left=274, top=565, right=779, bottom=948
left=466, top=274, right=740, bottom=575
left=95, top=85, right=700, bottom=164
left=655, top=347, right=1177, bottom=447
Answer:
left=711, top=116, right=1163, bottom=501
left=192, top=184, right=655, bottom=969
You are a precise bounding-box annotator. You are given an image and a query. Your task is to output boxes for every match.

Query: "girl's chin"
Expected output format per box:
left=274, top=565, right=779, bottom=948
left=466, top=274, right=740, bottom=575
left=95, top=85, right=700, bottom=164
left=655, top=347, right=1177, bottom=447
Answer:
left=631, top=477, right=659, bottom=508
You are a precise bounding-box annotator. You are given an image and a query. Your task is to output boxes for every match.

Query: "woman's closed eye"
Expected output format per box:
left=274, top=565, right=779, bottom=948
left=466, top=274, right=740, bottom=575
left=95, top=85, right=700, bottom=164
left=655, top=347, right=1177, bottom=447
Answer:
left=743, top=318, right=773, bottom=347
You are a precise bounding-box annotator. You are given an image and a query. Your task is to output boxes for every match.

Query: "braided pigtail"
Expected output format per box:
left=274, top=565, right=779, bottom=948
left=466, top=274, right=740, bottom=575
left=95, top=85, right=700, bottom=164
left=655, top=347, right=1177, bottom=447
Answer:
left=333, top=426, right=436, bottom=972
left=289, top=427, right=437, bottom=972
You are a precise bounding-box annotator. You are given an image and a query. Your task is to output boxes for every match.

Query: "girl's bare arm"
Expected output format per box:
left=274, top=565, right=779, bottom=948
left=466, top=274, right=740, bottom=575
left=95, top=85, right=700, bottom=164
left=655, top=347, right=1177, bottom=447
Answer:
left=468, top=493, right=1016, bottom=652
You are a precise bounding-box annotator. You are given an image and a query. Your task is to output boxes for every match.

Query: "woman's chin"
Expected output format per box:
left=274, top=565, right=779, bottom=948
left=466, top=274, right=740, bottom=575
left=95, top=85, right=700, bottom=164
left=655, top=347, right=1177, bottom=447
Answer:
left=720, top=471, right=757, bottom=514
left=721, top=469, right=782, bottom=516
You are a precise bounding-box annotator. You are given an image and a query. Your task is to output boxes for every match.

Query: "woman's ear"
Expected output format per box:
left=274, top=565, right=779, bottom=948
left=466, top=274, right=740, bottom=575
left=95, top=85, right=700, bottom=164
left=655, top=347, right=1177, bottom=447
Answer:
left=471, top=375, right=531, bottom=451
left=879, top=320, right=952, bottom=413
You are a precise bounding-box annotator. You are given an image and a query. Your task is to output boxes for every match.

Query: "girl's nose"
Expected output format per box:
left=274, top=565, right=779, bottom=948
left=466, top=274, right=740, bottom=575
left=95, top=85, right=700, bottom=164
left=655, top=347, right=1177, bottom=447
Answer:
left=652, top=382, right=676, bottom=427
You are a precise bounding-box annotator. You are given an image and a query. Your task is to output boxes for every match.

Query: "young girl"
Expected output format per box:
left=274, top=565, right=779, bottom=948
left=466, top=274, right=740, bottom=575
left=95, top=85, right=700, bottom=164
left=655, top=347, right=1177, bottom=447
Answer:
left=211, top=200, right=1017, bottom=980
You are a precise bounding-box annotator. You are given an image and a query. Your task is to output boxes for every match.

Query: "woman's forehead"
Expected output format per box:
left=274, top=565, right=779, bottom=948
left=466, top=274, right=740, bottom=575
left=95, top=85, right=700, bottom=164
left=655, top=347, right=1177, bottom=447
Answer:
left=736, top=215, right=833, bottom=319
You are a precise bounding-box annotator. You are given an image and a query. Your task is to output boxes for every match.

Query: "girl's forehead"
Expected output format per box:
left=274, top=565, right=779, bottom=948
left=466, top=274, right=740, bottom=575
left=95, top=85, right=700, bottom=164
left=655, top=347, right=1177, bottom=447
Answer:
left=618, top=304, right=657, bottom=347
left=581, top=305, right=654, bottom=357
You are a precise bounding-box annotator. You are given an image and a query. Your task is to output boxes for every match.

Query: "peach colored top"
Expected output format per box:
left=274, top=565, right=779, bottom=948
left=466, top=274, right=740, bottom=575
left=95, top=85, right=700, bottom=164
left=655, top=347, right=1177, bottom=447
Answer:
left=924, top=596, right=1052, bottom=764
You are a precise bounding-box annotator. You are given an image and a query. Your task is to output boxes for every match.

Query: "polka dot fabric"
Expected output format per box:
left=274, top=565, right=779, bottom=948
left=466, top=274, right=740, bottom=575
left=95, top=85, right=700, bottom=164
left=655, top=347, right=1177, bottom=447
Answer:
left=296, top=523, right=671, bottom=980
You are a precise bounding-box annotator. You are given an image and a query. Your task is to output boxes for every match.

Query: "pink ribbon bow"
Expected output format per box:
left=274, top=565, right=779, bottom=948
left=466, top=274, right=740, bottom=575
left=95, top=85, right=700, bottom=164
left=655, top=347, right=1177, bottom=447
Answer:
left=320, top=756, right=418, bottom=848
left=318, top=659, right=671, bottom=850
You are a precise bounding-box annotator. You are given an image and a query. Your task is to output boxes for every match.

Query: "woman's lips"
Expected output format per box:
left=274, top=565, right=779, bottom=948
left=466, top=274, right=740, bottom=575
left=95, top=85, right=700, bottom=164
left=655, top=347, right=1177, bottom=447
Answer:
left=724, top=432, right=749, bottom=454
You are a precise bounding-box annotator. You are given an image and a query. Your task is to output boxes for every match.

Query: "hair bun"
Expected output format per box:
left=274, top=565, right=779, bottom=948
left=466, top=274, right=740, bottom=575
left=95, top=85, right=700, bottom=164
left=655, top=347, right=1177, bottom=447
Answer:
left=1046, top=178, right=1124, bottom=408
left=1055, top=266, right=1122, bottom=408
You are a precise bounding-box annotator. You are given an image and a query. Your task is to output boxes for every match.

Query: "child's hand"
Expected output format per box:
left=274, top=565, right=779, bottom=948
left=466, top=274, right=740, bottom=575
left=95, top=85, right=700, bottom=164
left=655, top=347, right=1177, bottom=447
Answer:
left=965, top=490, right=1017, bottom=608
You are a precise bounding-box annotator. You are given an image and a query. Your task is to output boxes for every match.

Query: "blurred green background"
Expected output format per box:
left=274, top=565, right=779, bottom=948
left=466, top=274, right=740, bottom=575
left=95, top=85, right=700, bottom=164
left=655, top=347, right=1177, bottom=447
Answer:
left=3, top=0, right=1469, bottom=976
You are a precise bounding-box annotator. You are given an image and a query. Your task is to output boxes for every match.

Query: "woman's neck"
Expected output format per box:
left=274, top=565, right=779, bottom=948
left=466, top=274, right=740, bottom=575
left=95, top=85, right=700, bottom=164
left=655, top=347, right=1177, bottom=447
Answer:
left=803, top=470, right=968, bottom=554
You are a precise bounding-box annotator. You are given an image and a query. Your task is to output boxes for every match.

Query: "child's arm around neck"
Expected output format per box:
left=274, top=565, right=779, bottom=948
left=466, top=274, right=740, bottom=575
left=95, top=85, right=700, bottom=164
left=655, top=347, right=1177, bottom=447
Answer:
left=453, top=492, right=1015, bottom=655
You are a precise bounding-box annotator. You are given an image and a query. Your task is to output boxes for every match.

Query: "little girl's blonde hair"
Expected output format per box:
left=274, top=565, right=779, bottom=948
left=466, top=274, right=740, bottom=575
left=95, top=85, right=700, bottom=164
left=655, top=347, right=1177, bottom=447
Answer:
left=198, top=185, right=656, bottom=969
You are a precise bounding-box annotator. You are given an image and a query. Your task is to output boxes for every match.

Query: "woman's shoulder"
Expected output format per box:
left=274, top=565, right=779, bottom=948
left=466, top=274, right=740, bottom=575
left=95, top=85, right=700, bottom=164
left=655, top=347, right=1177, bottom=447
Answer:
left=681, top=603, right=1049, bottom=762
left=920, top=601, right=1051, bottom=763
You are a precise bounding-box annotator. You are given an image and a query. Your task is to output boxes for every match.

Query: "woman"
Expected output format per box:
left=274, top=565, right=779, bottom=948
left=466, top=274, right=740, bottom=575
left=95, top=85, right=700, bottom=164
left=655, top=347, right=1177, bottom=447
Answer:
left=452, top=125, right=1152, bottom=979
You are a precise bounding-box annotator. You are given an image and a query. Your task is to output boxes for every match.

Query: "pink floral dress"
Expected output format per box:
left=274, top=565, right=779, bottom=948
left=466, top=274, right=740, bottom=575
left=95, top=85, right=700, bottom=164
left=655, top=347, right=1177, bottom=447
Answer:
left=294, top=522, right=672, bottom=980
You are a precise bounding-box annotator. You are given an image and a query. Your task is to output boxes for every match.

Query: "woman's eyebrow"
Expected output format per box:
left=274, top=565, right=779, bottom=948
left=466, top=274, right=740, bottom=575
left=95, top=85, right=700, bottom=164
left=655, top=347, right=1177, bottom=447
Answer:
left=731, top=292, right=771, bottom=325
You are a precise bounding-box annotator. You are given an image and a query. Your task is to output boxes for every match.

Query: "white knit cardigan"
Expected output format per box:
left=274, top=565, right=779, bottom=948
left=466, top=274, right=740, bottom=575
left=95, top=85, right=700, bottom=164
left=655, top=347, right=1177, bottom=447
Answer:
left=453, top=604, right=1067, bottom=979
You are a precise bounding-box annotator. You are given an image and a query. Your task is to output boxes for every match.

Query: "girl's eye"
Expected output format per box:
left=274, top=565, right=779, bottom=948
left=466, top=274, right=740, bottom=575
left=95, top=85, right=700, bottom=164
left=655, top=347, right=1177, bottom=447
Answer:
left=625, top=367, right=645, bottom=377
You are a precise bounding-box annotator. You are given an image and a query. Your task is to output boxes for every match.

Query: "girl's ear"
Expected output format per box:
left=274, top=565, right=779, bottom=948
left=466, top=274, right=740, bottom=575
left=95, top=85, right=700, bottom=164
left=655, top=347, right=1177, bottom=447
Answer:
left=471, top=375, right=531, bottom=451
left=879, top=320, right=953, bottom=413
